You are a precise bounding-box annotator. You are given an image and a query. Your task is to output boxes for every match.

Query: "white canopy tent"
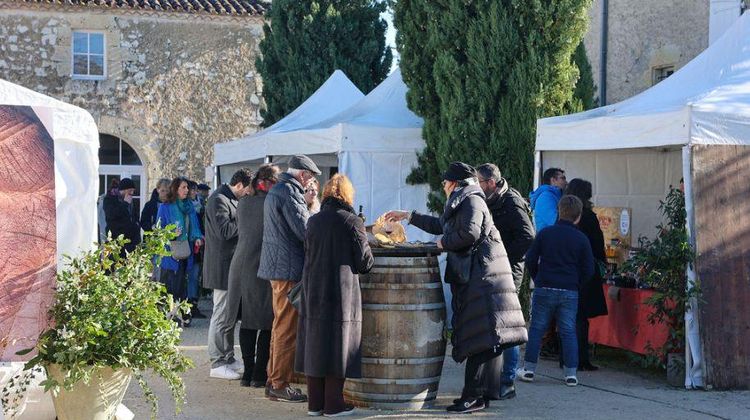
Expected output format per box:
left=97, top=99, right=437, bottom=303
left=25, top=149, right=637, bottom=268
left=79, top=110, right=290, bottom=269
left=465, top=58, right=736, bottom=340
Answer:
left=214, top=69, right=432, bottom=241
left=536, top=13, right=750, bottom=390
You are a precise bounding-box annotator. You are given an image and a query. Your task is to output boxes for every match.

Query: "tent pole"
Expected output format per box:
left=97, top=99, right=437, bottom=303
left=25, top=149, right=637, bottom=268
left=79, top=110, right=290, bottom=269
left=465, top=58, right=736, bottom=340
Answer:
left=533, top=151, right=542, bottom=190
left=682, top=145, right=704, bottom=389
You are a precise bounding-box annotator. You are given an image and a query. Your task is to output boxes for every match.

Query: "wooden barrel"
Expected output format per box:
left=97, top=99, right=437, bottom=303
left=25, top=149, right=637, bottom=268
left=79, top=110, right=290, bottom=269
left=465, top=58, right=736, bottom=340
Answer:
left=344, top=249, right=446, bottom=410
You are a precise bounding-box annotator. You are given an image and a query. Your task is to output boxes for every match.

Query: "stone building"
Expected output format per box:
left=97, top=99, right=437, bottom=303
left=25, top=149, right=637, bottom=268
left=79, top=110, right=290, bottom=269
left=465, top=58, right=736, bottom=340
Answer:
left=0, top=0, right=267, bottom=212
left=582, top=0, right=711, bottom=105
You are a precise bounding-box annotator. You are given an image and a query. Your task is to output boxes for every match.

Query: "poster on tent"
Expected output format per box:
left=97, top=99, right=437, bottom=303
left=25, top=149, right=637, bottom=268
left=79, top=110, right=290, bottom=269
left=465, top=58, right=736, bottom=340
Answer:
left=0, top=105, right=56, bottom=361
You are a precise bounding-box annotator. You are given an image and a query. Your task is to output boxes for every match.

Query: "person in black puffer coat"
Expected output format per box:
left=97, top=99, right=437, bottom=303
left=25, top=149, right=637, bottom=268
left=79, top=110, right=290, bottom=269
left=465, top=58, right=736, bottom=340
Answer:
left=386, top=162, right=527, bottom=414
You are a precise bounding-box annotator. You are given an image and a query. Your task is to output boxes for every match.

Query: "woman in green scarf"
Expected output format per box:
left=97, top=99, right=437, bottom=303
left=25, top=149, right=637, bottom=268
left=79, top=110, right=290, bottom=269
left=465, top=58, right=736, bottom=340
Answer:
left=156, top=177, right=204, bottom=322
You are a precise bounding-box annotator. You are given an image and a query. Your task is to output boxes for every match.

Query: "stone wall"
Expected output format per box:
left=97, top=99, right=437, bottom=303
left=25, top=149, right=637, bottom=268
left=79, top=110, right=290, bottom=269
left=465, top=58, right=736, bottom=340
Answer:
left=0, top=7, right=264, bottom=186
left=583, top=0, right=709, bottom=105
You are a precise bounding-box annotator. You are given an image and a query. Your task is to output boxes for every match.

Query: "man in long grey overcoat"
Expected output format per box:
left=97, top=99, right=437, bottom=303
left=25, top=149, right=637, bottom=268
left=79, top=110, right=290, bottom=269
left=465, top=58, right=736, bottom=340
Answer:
left=204, top=168, right=253, bottom=380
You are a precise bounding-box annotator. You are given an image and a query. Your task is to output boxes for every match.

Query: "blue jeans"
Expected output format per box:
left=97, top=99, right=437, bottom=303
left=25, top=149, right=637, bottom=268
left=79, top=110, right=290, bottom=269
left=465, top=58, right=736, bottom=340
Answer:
left=188, top=260, right=201, bottom=301
left=501, top=345, right=520, bottom=384
left=524, top=288, right=579, bottom=377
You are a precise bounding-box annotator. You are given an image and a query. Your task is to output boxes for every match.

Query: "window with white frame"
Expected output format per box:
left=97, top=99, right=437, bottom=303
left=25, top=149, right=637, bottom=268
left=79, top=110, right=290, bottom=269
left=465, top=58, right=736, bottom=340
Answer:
left=72, top=31, right=106, bottom=79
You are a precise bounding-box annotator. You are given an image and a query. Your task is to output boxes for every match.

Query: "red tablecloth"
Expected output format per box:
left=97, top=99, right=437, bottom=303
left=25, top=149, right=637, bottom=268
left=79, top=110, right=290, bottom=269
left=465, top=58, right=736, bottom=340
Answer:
left=588, top=285, right=669, bottom=355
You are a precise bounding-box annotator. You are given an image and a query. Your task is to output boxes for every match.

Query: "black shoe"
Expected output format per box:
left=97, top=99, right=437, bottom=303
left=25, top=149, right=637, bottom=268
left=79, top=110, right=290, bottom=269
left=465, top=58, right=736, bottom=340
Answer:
left=267, top=385, right=307, bottom=403
left=250, top=380, right=266, bottom=388
left=447, top=398, right=486, bottom=414
left=580, top=363, right=599, bottom=371
left=499, top=384, right=516, bottom=400
left=191, top=307, right=207, bottom=319
left=240, top=378, right=252, bottom=387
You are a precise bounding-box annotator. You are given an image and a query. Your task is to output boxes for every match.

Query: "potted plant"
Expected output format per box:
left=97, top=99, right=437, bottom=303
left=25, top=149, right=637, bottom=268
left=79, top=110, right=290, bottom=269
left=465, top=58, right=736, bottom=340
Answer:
left=621, top=187, right=698, bottom=383
left=1, top=227, right=193, bottom=419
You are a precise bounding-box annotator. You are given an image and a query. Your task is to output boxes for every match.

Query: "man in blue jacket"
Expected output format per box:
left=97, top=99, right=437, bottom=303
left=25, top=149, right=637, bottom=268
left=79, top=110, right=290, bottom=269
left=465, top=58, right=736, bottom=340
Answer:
left=529, top=168, right=567, bottom=232
left=518, top=195, right=594, bottom=387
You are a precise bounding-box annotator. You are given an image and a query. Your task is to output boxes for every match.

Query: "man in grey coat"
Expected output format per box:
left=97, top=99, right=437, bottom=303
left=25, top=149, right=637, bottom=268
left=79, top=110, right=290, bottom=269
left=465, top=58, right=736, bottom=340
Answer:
left=204, top=168, right=253, bottom=380
left=258, top=155, right=320, bottom=403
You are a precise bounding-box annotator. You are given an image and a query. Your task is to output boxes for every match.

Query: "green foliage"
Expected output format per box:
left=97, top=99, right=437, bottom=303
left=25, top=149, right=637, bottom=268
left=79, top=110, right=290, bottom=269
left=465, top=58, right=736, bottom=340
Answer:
left=568, top=41, right=598, bottom=112
left=395, top=0, right=592, bottom=211
left=2, top=227, right=194, bottom=419
left=257, top=0, right=393, bottom=126
left=621, top=189, right=697, bottom=368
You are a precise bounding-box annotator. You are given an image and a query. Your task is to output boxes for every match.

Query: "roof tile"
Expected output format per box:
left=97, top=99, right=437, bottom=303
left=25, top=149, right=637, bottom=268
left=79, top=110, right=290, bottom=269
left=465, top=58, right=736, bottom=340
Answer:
left=8, top=0, right=268, bottom=16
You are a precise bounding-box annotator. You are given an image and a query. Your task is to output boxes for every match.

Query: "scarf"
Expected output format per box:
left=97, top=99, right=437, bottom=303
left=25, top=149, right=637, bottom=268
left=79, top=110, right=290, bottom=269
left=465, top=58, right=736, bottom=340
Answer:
left=175, top=199, right=192, bottom=240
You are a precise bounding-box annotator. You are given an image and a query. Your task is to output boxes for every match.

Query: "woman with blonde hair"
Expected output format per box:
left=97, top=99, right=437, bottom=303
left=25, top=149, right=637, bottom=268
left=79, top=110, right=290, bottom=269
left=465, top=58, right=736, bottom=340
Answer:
left=295, top=174, right=374, bottom=417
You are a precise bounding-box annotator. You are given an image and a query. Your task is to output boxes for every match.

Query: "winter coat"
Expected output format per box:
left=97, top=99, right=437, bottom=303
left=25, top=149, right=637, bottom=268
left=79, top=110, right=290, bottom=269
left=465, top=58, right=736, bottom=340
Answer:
left=140, top=189, right=160, bottom=232
left=577, top=207, right=608, bottom=319
left=409, top=184, right=528, bottom=363
left=485, top=180, right=535, bottom=289
left=227, top=192, right=274, bottom=330
left=525, top=220, right=595, bottom=291
left=103, top=194, right=141, bottom=253
left=257, top=173, right=309, bottom=282
left=529, top=184, right=562, bottom=232
left=295, top=197, right=374, bottom=378
left=203, top=184, right=239, bottom=290
left=156, top=200, right=203, bottom=273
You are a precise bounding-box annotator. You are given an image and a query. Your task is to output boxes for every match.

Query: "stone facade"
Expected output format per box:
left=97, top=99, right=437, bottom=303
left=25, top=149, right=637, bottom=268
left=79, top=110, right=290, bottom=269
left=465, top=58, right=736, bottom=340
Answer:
left=0, top=4, right=265, bottom=186
left=583, top=0, right=710, bottom=105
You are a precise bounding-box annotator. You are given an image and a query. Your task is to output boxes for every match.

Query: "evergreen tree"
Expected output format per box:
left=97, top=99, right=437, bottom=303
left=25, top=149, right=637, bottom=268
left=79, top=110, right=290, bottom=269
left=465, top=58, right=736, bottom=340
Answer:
left=569, top=41, right=598, bottom=112
left=395, top=0, right=591, bottom=211
left=257, top=0, right=393, bottom=127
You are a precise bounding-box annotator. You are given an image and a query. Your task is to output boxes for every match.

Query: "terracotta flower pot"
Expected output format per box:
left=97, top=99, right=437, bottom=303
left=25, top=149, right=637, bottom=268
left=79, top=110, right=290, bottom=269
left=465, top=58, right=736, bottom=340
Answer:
left=46, top=364, right=132, bottom=420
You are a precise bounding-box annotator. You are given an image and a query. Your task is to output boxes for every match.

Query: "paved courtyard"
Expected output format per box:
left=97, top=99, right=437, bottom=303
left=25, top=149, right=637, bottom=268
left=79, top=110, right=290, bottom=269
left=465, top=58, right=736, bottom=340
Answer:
left=123, top=302, right=750, bottom=419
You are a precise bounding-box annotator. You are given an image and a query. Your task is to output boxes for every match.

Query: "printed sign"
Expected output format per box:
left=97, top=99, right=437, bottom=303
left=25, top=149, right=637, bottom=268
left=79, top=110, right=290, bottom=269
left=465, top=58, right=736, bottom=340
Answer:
left=0, top=105, right=56, bottom=361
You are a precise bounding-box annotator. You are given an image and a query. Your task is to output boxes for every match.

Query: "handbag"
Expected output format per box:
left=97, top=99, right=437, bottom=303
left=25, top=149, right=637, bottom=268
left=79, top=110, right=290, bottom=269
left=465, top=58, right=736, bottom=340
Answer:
left=445, top=233, right=486, bottom=285
left=169, top=213, right=191, bottom=260
left=288, top=281, right=303, bottom=312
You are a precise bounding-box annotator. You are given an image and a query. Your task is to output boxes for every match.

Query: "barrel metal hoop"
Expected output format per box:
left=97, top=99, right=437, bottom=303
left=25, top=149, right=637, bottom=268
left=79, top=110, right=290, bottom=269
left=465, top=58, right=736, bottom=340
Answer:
left=361, top=303, right=446, bottom=311
left=359, top=283, right=443, bottom=290
left=369, top=267, right=440, bottom=274
left=346, top=376, right=441, bottom=385
left=344, top=390, right=438, bottom=401
left=361, top=356, right=445, bottom=365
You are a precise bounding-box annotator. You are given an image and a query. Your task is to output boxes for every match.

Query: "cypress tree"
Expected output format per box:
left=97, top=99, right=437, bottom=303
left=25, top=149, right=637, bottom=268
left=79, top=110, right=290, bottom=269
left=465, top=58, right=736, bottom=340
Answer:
left=570, top=41, right=598, bottom=112
left=257, top=0, right=393, bottom=127
left=395, top=0, right=591, bottom=211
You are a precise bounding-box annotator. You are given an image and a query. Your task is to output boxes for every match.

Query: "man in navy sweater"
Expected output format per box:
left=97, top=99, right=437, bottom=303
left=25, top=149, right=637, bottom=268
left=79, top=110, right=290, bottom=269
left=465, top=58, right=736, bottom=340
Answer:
left=518, top=195, right=594, bottom=387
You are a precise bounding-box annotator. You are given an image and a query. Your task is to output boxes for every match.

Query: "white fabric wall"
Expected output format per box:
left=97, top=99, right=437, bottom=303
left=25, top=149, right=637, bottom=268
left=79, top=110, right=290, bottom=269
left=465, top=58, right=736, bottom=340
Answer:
left=542, top=148, right=683, bottom=241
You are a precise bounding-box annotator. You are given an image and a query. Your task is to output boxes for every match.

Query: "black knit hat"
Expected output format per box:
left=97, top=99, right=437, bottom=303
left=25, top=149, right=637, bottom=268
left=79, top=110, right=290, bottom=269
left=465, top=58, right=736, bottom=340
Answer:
left=119, top=178, right=135, bottom=190
left=442, top=162, right=477, bottom=181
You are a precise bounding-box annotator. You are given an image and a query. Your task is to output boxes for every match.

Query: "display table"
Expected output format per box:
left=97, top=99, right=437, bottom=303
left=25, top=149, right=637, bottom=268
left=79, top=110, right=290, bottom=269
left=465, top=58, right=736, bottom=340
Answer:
left=588, top=285, right=669, bottom=355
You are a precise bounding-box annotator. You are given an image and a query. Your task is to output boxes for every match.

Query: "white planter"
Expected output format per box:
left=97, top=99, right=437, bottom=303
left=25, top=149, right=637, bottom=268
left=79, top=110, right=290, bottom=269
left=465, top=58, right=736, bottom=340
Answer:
left=46, top=365, right=132, bottom=420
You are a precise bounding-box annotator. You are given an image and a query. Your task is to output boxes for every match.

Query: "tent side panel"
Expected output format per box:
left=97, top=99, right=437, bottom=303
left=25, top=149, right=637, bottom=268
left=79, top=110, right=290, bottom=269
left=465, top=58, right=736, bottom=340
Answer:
left=692, top=144, right=750, bottom=389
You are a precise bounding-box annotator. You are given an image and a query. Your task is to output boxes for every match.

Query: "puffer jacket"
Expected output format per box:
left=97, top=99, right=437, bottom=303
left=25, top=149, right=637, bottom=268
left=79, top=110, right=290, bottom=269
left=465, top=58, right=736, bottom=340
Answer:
left=529, top=184, right=562, bottom=232
left=257, top=172, right=310, bottom=282
left=485, top=180, right=535, bottom=289
left=409, top=184, right=528, bottom=363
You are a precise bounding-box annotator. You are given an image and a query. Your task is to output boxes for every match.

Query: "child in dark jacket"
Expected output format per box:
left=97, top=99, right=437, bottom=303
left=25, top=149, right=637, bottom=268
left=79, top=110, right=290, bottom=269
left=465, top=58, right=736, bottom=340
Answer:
left=518, top=195, right=594, bottom=386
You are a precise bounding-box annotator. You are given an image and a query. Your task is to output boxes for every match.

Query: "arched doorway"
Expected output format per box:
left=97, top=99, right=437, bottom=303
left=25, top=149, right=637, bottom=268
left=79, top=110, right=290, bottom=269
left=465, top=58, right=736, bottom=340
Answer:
left=98, top=133, right=147, bottom=215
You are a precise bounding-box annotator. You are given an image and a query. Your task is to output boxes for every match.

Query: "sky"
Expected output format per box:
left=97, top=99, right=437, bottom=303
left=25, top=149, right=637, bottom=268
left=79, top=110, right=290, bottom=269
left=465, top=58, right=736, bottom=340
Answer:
left=382, top=7, right=400, bottom=73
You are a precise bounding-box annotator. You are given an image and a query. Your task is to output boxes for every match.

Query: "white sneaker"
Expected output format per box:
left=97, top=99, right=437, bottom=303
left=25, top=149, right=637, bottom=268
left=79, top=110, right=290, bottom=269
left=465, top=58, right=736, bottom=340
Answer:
left=210, top=365, right=241, bottom=380
left=228, top=359, right=244, bottom=373
left=517, top=368, right=535, bottom=382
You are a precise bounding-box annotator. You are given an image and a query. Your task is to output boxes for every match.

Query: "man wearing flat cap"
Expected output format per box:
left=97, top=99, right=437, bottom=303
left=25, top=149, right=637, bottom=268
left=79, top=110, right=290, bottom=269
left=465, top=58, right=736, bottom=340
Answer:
left=258, top=154, right=321, bottom=402
left=103, top=177, right=141, bottom=255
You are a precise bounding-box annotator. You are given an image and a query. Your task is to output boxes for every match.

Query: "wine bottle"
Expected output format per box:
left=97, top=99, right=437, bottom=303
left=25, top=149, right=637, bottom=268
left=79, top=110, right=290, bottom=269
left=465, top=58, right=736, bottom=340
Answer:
left=358, top=205, right=366, bottom=223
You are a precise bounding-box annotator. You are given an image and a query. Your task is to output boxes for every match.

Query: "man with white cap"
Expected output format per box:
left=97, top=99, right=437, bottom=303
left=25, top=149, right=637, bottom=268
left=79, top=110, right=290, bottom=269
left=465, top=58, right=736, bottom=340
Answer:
left=258, top=155, right=321, bottom=403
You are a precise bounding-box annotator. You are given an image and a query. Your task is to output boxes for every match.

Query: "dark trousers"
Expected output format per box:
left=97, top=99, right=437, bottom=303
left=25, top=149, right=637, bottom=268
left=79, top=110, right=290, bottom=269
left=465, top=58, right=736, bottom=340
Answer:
left=160, top=260, right=188, bottom=301
left=306, top=376, right=346, bottom=414
left=239, top=328, right=271, bottom=383
left=577, top=314, right=591, bottom=366
left=462, top=348, right=503, bottom=400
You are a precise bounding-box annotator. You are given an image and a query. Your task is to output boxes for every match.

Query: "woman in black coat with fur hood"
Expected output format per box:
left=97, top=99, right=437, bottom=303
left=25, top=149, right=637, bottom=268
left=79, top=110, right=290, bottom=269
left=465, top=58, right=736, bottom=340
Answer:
left=386, top=162, right=528, bottom=414
left=565, top=178, right=608, bottom=371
